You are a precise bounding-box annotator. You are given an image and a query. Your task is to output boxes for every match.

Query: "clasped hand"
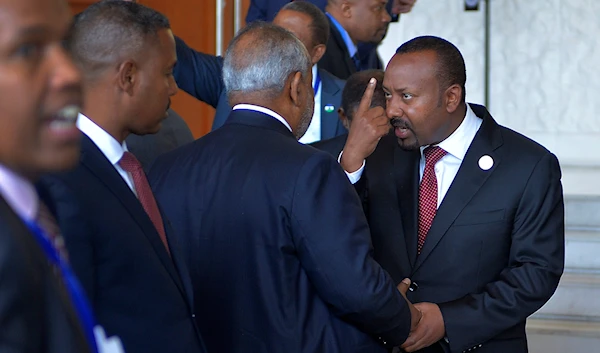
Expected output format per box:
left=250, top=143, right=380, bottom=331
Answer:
left=396, top=279, right=445, bottom=352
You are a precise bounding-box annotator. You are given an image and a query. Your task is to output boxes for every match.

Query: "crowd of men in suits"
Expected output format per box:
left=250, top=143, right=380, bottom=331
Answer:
left=0, top=0, right=565, bottom=353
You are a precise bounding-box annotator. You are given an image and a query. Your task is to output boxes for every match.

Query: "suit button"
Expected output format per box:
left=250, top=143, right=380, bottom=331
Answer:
left=192, top=314, right=196, bottom=318
left=478, top=344, right=482, bottom=348
left=409, top=281, right=419, bottom=292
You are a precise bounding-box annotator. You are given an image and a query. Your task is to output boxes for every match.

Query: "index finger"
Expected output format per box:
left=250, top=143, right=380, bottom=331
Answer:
left=356, top=77, right=377, bottom=118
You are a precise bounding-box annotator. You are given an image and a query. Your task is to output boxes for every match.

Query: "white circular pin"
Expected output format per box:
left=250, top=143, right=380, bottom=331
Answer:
left=478, top=155, right=494, bottom=170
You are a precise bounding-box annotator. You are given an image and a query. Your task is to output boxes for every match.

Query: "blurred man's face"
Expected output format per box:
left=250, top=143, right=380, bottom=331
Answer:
left=273, top=10, right=320, bottom=65
left=347, top=0, right=391, bottom=43
left=0, top=0, right=83, bottom=178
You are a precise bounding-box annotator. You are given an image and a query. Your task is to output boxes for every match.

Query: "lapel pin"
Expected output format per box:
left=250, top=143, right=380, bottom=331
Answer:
left=478, top=155, right=494, bottom=171
left=324, top=105, right=335, bottom=113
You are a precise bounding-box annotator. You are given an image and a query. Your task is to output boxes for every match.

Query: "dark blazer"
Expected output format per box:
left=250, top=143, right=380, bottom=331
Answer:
left=318, top=16, right=357, bottom=80
left=126, top=109, right=194, bottom=172
left=358, top=104, right=564, bottom=353
left=38, top=135, right=207, bottom=353
left=149, top=109, right=412, bottom=353
left=244, top=0, right=398, bottom=24
left=0, top=196, right=92, bottom=353
left=310, top=133, right=347, bottom=157
left=211, top=68, right=347, bottom=139
left=245, top=0, right=327, bottom=22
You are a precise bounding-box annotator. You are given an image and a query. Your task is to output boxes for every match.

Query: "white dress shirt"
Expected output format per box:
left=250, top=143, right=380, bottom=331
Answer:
left=420, top=104, right=482, bottom=207
left=0, top=163, right=38, bottom=222
left=298, top=65, right=321, bottom=144
left=232, top=104, right=293, bottom=132
left=77, top=113, right=137, bottom=194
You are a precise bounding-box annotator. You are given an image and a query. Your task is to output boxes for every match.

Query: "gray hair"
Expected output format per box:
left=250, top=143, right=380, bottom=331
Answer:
left=223, top=22, right=312, bottom=99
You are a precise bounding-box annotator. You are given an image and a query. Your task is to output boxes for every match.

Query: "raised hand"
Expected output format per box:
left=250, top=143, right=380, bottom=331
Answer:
left=392, top=0, right=417, bottom=15
left=340, top=78, right=390, bottom=173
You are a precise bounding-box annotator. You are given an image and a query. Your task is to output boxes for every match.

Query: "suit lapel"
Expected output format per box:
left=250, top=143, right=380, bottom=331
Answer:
left=79, top=135, right=187, bottom=297
left=163, top=217, right=195, bottom=311
left=394, top=147, right=420, bottom=269
left=413, top=107, right=503, bottom=271
left=319, top=69, right=342, bottom=140
left=327, top=17, right=356, bottom=77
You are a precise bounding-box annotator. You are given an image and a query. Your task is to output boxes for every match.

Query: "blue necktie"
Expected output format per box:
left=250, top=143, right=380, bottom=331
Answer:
left=352, top=53, right=361, bottom=71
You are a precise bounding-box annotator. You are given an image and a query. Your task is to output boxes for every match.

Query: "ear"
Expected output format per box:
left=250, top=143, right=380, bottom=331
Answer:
left=444, top=84, right=462, bottom=113
left=338, top=107, right=351, bottom=130
left=117, top=60, right=137, bottom=95
left=289, top=71, right=304, bottom=108
left=311, top=44, right=327, bottom=64
left=341, top=0, right=353, bottom=18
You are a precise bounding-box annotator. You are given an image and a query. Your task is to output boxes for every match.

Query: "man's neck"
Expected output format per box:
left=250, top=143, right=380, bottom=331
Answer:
left=325, top=10, right=356, bottom=45
left=80, top=107, right=127, bottom=144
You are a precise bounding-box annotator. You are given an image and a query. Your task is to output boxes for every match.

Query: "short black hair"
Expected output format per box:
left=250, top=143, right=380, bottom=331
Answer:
left=341, top=69, right=385, bottom=121
left=68, top=1, right=170, bottom=81
left=280, top=1, right=330, bottom=46
left=396, top=36, right=466, bottom=103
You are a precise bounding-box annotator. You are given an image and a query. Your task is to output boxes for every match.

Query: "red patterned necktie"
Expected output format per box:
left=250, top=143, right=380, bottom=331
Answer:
left=36, top=201, right=69, bottom=261
left=119, top=151, right=170, bottom=256
left=418, top=146, right=447, bottom=254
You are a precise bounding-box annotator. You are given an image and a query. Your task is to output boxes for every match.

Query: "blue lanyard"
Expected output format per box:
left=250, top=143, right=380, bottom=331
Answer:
left=23, top=219, right=99, bottom=353
left=313, top=70, right=321, bottom=94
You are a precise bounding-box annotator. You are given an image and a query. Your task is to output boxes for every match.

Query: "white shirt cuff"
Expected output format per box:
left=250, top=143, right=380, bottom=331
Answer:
left=338, top=151, right=365, bottom=184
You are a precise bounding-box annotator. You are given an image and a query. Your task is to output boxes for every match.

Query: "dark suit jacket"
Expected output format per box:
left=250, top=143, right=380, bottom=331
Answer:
left=245, top=0, right=327, bottom=22
left=148, top=109, right=412, bottom=353
left=0, top=196, right=92, bottom=353
left=244, top=0, right=398, bottom=23
left=211, top=68, right=347, bottom=139
left=318, top=17, right=357, bottom=80
left=310, top=133, right=347, bottom=157
left=38, top=135, right=207, bottom=353
left=126, top=109, right=194, bottom=172
left=358, top=104, right=564, bottom=353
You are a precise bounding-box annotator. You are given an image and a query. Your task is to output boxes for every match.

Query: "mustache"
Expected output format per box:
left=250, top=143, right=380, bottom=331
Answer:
left=390, top=117, right=411, bottom=129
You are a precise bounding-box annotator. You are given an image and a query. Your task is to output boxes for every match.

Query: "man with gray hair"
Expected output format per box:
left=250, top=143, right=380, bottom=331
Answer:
left=150, top=22, right=421, bottom=353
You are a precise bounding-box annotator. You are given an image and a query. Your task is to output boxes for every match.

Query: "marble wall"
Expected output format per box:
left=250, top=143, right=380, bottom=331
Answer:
left=378, top=0, right=600, bottom=166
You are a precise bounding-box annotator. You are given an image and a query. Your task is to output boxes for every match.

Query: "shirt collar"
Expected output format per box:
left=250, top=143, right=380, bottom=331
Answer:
left=232, top=104, right=293, bottom=132
left=326, top=13, right=358, bottom=58
left=311, top=65, right=318, bottom=88
left=421, top=104, right=483, bottom=161
left=0, top=163, right=38, bottom=222
left=77, top=113, right=128, bottom=166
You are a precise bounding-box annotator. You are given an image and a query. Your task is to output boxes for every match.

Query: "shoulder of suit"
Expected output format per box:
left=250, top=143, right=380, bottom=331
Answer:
left=470, top=103, right=555, bottom=159
left=319, top=68, right=346, bottom=90
left=495, top=124, right=554, bottom=159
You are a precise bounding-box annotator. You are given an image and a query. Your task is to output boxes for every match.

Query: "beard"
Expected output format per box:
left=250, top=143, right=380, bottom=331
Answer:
left=397, top=137, right=420, bottom=151
left=294, top=102, right=314, bottom=140
left=391, top=117, right=419, bottom=151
